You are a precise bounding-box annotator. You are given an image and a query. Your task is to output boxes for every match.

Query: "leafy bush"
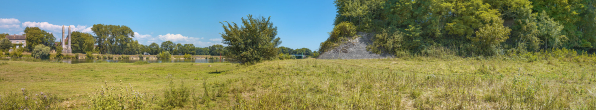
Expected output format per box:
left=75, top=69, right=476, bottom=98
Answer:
left=0, top=38, right=11, bottom=52
left=85, top=52, right=94, bottom=59
left=220, top=15, right=281, bottom=64
left=9, top=47, right=23, bottom=58
left=278, top=53, right=294, bottom=60
left=32, top=44, right=50, bottom=59
left=183, top=54, right=192, bottom=59
left=90, top=81, right=149, bottom=109
left=319, top=22, right=356, bottom=53
left=55, top=46, right=63, bottom=59
left=157, top=51, right=171, bottom=59
left=74, top=53, right=79, bottom=59
left=160, top=80, right=190, bottom=108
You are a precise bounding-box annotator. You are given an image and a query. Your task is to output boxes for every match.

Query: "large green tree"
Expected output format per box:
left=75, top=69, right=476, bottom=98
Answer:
left=149, top=42, right=160, bottom=55
left=208, top=44, right=225, bottom=56
left=160, top=41, right=175, bottom=53
left=0, top=38, right=11, bottom=52
left=182, top=44, right=195, bottom=55
left=195, top=47, right=209, bottom=55
left=24, top=27, right=55, bottom=51
left=91, top=24, right=134, bottom=54
left=70, top=31, right=96, bottom=53
left=220, top=15, right=281, bottom=64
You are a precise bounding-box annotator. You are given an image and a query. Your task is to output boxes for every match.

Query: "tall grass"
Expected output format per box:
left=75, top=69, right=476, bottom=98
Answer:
left=1, top=51, right=594, bottom=109
left=0, top=88, right=62, bottom=109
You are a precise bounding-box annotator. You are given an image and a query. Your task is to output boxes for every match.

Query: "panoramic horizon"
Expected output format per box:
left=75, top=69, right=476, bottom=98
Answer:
left=0, top=0, right=336, bottom=50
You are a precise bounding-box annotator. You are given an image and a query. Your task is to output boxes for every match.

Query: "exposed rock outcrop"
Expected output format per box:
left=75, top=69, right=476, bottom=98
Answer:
left=318, top=32, right=393, bottom=59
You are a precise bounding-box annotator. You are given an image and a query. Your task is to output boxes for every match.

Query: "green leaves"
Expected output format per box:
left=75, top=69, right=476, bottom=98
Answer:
left=472, top=17, right=511, bottom=55
left=32, top=44, right=50, bottom=59
left=71, top=31, right=95, bottom=53
left=24, top=27, right=55, bottom=51
left=319, top=21, right=357, bottom=53
left=90, top=24, right=135, bottom=54
left=220, top=15, right=281, bottom=64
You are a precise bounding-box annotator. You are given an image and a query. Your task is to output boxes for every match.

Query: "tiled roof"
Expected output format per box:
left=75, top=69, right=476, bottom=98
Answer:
left=5, top=35, right=26, bottom=40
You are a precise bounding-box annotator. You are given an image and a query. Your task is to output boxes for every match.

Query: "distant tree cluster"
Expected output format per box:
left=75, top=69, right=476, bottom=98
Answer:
left=326, top=0, right=596, bottom=56
left=278, top=46, right=316, bottom=58
left=16, top=24, right=230, bottom=56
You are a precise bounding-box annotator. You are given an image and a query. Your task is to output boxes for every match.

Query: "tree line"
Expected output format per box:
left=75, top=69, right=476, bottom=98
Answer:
left=2, top=24, right=228, bottom=56
left=322, top=0, right=596, bottom=56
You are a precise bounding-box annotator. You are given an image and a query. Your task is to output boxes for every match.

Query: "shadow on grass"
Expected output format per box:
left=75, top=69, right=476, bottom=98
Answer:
left=208, top=70, right=227, bottom=74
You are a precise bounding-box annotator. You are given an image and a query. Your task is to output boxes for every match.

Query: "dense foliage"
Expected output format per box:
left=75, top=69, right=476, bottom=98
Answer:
left=24, top=27, right=55, bottom=51
left=70, top=31, right=96, bottom=53
left=220, top=15, right=282, bottom=64
left=319, top=22, right=357, bottom=53
left=32, top=44, right=50, bottom=59
left=278, top=46, right=315, bottom=57
left=0, top=38, right=11, bottom=52
left=326, top=0, right=596, bottom=56
left=157, top=51, right=172, bottom=59
left=91, top=24, right=135, bottom=54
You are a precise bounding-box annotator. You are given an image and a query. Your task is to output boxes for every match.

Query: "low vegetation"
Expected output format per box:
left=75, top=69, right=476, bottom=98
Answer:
left=31, top=44, right=50, bottom=59
left=1, top=49, right=595, bottom=109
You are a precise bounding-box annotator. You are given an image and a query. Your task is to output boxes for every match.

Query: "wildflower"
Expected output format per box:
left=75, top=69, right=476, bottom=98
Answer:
left=40, top=92, right=43, bottom=95
left=25, top=96, right=28, bottom=100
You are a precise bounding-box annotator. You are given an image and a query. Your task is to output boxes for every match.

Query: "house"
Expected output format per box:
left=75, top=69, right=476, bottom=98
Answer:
left=5, top=34, right=26, bottom=48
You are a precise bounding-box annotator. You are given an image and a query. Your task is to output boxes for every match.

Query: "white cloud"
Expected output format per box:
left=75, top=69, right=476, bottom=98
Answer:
left=0, top=18, right=20, bottom=24
left=145, top=33, right=222, bottom=47
left=0, top=18, right=21, bottom=29
left=134, top=32, right=152, bottom=39
left=209, top=38, right=222, bottom=41
left=21, top=22, right=94, bottom=36
left=0, top=24, right=20, bottom=29
left=158, top=33, right=195, bottom=42
left=22, top=21, right=63, bottom=32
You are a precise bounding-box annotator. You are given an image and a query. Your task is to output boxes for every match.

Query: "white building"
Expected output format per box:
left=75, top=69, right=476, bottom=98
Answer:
left=5, top=34, right=26, bottom=48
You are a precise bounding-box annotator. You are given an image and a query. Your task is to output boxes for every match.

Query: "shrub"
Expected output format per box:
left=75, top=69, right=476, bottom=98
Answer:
left=138, top=54, right=143, bottom=59
left=278, top=53, right=294, bottom=60
left=160, top=79, right=190, bottom=108
left=90, top=81, right=149, bottom=109
left=74, top=53, right=79, bottom=59
left=0, top=38, right=11, bottom=52
left=183, top=54, right=192, bottom=59
left=319, top=21, right=357, bottom=53
left=55, top=46, right=63, bottom=59
left=157, top=51, right=171, bottom=59
left=9, top=47, right=23, bottom=58
left=85, top=52, right=94, bottom=59
left=32, top=44, right=50, bottom=59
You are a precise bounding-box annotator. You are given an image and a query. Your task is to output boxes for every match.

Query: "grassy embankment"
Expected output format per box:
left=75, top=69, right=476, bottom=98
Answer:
left=1, top=51, right=596, bottom=109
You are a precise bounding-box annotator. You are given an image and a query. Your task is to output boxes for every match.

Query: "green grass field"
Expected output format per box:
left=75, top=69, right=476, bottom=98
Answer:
left=1, top=55, right=595, bottom=109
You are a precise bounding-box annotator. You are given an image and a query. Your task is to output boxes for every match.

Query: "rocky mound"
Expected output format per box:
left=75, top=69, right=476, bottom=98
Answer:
left=318, top=32, right=393, bottom=59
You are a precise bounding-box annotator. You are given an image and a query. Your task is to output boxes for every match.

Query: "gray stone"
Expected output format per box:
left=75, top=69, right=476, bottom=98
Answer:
left=318, top=32, right=393, bottom=59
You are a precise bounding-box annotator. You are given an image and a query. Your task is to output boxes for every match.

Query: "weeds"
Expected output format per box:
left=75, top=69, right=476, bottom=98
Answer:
left=0, top=88, right=62, bottom=109
left=89, top=81, right=151, bottom=109
left=159, top=77, right=190, bottom=109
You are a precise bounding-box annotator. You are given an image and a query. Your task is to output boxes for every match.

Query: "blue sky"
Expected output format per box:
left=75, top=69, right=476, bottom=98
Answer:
left=0, top=0, right=337, bottom=50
